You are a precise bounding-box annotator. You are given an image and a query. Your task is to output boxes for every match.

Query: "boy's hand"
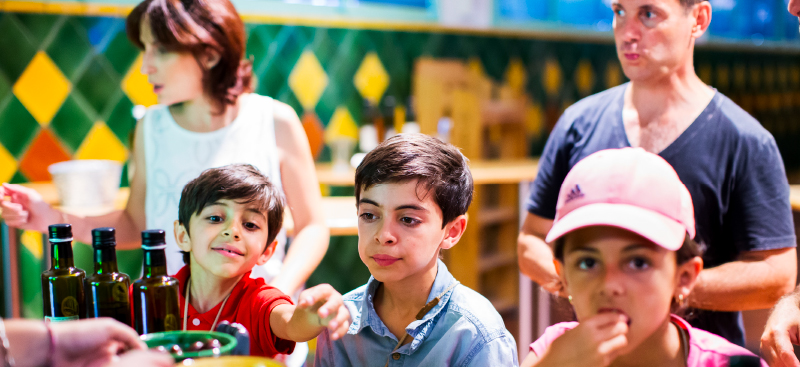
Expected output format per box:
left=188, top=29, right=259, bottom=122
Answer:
left=535, top=313, right=628, bottom=367
left=296, top=284, right=351, bottom=340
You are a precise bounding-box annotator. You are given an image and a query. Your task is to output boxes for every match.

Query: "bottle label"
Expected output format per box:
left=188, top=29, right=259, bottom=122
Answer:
left=61, top=296, right=80, bottom=316
left=45, top=315, right=78, bottom=323
left=112, top=283, right=128, bottom=303
left=164, top=314, right=179, bottom=331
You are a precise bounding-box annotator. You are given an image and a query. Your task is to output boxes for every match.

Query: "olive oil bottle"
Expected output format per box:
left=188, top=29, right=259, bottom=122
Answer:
left=85, top=227, right=131, bottom=325
left=132, top=229, right=180, bottom=335
left=42, top=224, right=86, bottom=322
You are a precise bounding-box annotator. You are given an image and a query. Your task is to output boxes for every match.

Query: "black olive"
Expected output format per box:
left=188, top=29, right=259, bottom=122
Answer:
left=188, top=340, right=205, bottom=352
left=206, top=339, right=221, bottom=349
left=169, top=344, right=184, bottom=356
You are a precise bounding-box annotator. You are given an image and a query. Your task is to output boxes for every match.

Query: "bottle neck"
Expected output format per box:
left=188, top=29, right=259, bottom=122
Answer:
left=142, top=249, right=167, bottom=278
left=93, top=247, right=119, bottom=274
left=50, top=241, right=75, bottom=270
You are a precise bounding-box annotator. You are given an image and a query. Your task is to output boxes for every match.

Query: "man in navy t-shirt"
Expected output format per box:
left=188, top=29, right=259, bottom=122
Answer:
left=518, top=0, right=797, bottom=346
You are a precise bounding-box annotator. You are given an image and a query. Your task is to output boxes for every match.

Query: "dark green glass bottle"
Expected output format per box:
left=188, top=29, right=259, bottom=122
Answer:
left=133, top=229, right=180, bottom=335
left=85, top=227, right=131, bottom=325
left=42, top=224, right=86, bottom=322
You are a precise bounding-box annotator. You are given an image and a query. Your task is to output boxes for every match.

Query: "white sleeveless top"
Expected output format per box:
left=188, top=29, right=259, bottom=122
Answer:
left=143, top=93, right=286, bottom=279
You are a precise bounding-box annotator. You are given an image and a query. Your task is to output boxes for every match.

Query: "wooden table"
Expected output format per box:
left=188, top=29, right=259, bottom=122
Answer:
left=13, top=183, right=359, bottom=237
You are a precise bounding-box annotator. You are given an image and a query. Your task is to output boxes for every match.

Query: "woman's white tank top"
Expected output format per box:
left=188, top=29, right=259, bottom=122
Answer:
left=142, top=93, right=286, bottom=279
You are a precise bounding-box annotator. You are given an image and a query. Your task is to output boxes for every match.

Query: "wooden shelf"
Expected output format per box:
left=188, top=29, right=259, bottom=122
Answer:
left=478, top=252, right=516, bottom=273
left=490, top=297, right=519, bottom=315
left=476, top=207, right=517, bottom=226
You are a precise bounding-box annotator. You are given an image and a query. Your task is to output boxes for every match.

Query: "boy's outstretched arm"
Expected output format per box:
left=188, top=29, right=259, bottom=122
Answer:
left=270, top=284, right=351, bottom=342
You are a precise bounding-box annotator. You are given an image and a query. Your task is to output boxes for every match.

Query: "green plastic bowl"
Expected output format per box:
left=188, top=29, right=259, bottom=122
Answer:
left=141, top=331, right=237, bottom=361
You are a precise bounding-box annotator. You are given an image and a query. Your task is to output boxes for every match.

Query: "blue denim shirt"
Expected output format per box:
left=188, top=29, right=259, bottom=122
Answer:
left=315, top=260, right=519, bottom=366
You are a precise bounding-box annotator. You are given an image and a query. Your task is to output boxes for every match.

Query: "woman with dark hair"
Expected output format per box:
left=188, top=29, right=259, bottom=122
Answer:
left=0, top=0, right=329, bottom=340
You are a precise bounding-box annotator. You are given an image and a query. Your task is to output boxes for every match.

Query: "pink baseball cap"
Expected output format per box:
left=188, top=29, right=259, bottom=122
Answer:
left=545, top=148, right=695, bottom=251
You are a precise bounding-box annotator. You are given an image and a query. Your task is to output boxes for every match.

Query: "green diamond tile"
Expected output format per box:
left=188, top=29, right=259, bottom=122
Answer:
left=0, top=15, right=38, bottom=82
left=50, top=95, right=95, bottom=153
left=9, top=171, right=28, bottom=184
left=104, top=30, right=139, bottom=75
left=106, top=96, right=135, bottom=147
left=275, top=85, right=303, bottom=116
left=46, top=20, right=93, bottom=81
left=0, top=71, right=11, bottom=102
left=309, top=29, right=339, bottom=67
left=120, top=162, right=129, bottom=187
left=246, top=31, right=270, bottom=69
left=0, top=97, right=40, bottom=158
left=75, top=57, right=119, bottom=115
left=14, top=13, right=60, bottom=47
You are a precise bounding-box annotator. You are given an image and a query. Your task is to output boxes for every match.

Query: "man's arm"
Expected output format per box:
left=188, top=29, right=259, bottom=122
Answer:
left=517, top=212, right=562, bottom=294
left=761, top=286, right=800, bottom=367
left=690, top=247, right=797, bottom=311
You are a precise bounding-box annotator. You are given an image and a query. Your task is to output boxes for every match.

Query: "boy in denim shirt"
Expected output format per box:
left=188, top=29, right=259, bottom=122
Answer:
left=315, top=134, right=518, bottom=366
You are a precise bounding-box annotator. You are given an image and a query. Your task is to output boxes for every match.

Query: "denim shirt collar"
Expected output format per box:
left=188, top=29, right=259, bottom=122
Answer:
left=350, top=259, right=459, bottom=354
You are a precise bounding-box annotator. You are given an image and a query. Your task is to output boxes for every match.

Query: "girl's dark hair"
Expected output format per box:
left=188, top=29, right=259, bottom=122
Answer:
left=126, top=0, right=253, bottom=111
left=554, top=232, right=703, bottom=314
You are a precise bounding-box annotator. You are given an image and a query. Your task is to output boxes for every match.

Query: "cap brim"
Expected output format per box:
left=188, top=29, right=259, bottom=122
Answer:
left=545, top=203, right=686, bottom=251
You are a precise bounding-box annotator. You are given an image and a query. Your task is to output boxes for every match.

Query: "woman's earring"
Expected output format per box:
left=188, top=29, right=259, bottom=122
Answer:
left=678, top=294, right=685, bottom=306
left=568, top=295, right=573, bottom=304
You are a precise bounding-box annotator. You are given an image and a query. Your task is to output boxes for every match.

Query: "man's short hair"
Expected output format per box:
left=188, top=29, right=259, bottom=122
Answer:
left=355, top=134, right=474, bottom=228
left=178, top=164, right=285, bottom=249
left=681, top=0, right=708, bottom=8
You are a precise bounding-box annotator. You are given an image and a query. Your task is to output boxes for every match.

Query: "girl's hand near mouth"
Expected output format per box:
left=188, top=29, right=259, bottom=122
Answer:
left=532, top=313, right=629, bottom=367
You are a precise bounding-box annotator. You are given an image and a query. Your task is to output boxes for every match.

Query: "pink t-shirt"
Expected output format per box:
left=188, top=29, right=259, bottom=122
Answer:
left=529, top=315, right=766, bottom=367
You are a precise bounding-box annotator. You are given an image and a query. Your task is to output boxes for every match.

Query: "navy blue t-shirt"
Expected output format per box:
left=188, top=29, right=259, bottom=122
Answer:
left=527, top=83, right=796, bottom=346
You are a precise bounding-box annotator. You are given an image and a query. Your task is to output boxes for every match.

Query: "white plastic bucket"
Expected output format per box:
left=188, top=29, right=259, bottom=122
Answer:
left=48, top=160, right=123, bottom=208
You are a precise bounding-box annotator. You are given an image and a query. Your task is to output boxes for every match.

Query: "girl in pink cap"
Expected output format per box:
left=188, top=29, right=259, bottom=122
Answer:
left=521, top=147, right=766, bottom=367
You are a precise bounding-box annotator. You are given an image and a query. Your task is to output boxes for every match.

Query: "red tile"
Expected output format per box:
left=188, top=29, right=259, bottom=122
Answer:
left=302, top=111, right=324, bottom=159
left=19, top=128, right=71, bottom=181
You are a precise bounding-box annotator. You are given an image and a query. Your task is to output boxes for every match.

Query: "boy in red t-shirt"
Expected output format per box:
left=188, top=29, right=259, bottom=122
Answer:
left=171, top=164, right=350, bottom=356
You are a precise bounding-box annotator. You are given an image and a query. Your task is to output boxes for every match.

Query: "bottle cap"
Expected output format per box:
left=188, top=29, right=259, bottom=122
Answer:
left=141, top=229, right=167, bottom=250
left=48, top=224, right=73, bottom=243
left=91, top=227, right=116, bottom=248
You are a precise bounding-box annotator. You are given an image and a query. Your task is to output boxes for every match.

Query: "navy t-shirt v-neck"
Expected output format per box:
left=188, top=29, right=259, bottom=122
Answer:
left=527, top=83, right=796, bottom=346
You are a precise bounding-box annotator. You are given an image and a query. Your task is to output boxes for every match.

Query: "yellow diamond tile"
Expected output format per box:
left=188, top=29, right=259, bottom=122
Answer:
left=734, top=64, right=747, bottom=89
left=543, top=59, right=562, bottom=97
left=505, top=58, right=527, bottom=94
left=13, top=51, right=71, bottom=126
left=698, top=64, right=712, bottom=85
left=0, top=143, right=17, bottom=183
left=717, top=65, right=730, bottom=90
left=21, top=230, right=43, bottom=260
left=468, top=58, right=485, bottom=76
left=122, top=54, right=158, bottom=107
left=574, top=60, right=595, bottom=96
left=764, top=66, right=776, bottom=88
left=289, top=50, right=329, bottom=110
left=354, top=52, right=390, bottom=105
left=750, top=66, right=761, bottom=89
left=75, top=122, right=129, bottom=162
left=605, top=61, right=623, bottom=88
left=791, top=66, right=800, bottom=87
left=324, top=106, right=359, bottom=142
left=525, top=102, right=543, bottom=137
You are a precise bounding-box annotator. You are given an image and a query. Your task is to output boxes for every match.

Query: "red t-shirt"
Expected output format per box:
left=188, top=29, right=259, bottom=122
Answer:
left=174, top=266, right=296, bottom=357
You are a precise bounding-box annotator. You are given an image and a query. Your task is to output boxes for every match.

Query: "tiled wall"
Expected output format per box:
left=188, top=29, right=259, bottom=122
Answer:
left=4, top=10, right=800, bottom=318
